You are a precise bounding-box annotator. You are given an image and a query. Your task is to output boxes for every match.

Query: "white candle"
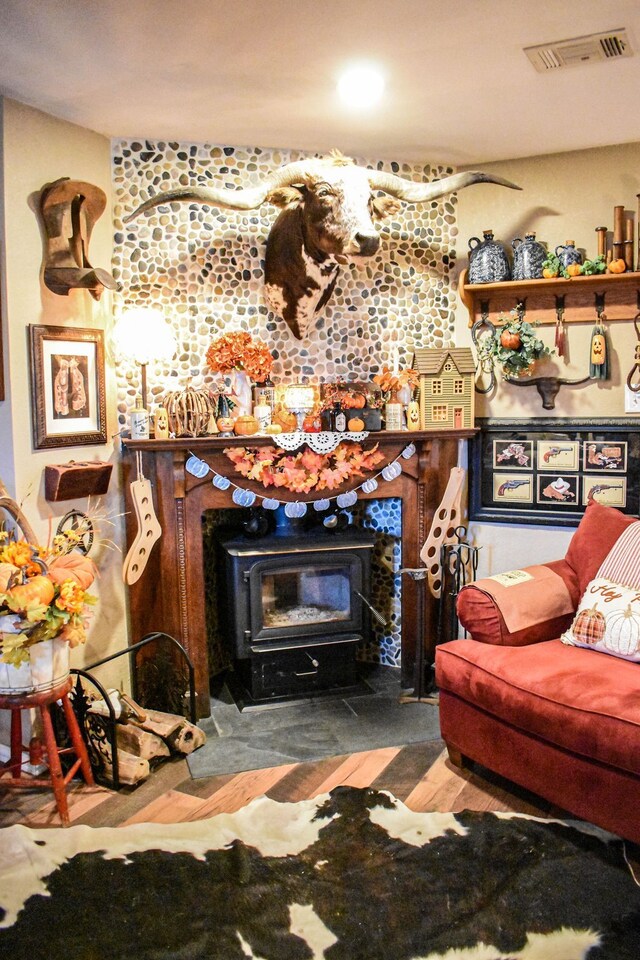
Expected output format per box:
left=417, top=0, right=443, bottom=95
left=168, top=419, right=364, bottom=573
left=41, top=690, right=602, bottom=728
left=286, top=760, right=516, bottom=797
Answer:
left=391, top=347, right=400, bottom=375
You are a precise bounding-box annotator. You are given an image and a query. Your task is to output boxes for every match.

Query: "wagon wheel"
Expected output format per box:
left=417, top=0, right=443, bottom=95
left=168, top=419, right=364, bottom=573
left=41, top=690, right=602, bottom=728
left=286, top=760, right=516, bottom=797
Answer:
left=56, top=510, right=95, bottom=555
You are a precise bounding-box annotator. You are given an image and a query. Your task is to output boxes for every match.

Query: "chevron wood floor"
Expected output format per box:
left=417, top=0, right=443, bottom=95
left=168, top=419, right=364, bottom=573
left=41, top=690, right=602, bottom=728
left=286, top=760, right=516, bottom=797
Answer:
left=0, top=739, right=567, bottom=830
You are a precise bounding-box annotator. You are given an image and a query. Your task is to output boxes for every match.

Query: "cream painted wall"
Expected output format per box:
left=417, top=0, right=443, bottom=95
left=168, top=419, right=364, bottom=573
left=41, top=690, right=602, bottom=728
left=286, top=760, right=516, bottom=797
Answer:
left=453, top=142, right=640, bottom=576
left=0, top=98, right=130, bottom=693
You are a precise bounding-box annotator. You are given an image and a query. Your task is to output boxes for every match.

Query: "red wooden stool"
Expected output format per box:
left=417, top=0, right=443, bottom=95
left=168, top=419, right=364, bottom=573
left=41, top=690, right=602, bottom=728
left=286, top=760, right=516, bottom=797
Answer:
left=0, top=676, right=94, bottom=826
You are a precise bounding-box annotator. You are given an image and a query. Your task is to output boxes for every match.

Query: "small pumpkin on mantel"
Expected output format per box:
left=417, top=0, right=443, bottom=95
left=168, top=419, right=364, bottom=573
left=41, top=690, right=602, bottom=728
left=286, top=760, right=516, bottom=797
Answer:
left=233, top=415, right=260, bottom=436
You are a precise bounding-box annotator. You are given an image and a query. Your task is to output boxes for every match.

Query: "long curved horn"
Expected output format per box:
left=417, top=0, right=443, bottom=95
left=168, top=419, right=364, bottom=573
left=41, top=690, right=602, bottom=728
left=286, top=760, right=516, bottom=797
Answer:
left=367, top=170, right=521, bottom=203
left=123, top=159, right=330, bottom=222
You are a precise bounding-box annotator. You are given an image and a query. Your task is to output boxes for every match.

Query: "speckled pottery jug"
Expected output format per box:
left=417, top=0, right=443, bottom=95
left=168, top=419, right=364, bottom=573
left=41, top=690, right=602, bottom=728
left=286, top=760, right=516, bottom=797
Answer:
left=512, top=232, right=546, bottom=280
left=555, top=241, right=582, bottom=270
left=468, top=230, right=511, bottom=283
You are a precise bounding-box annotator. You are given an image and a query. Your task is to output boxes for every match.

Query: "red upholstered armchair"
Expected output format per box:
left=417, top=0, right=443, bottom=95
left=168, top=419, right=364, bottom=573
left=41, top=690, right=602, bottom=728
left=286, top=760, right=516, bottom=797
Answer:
left=435, top=502, right=640, bottom=843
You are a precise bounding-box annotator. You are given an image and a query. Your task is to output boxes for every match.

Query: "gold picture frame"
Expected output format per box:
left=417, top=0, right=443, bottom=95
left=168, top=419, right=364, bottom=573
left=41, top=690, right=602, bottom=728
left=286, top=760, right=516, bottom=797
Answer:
left=29, top=324, right=107, bottom=449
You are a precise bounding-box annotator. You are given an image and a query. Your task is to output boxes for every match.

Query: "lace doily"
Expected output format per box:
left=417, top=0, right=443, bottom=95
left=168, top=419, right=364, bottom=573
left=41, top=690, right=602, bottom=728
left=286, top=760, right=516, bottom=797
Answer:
left=274, top=430, right=369, bottom=453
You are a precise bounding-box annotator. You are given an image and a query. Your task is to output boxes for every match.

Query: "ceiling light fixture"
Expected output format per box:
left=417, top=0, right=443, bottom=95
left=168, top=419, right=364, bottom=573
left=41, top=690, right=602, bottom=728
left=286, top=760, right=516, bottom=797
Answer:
left=337, top=64, right=385, bottom=109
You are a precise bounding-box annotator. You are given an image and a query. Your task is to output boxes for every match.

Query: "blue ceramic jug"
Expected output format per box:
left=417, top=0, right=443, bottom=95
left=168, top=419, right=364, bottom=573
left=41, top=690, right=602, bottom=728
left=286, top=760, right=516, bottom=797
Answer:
left=468, top=230, right=511, bottom=283
left=555, top=241, right=582, bottom=270
left=512, top=232, right=546, bottom=280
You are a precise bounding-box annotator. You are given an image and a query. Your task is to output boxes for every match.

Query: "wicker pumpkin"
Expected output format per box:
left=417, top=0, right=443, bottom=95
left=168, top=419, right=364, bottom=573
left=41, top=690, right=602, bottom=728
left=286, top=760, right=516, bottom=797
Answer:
left=605, top=605, right=640, bottom=656
left=162, top=387, right=215, bottom=438
left=573, top=605, right=606, bottom=645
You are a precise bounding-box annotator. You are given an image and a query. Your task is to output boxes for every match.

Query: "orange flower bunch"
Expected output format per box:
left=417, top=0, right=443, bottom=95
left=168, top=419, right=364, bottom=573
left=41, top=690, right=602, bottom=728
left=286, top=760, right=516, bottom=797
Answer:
left=0, top=530, right=97, bottom=666
left=205, top=331, right=274, bottom=382
left=225, top=442, right=386, bottom=494
left=373, top=366, right=419, bottom=398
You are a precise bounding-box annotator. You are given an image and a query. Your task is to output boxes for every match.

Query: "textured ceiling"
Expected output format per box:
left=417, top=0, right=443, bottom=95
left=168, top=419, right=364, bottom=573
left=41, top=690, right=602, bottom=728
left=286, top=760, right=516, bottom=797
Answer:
left=0, top=0, right=639, bottom=164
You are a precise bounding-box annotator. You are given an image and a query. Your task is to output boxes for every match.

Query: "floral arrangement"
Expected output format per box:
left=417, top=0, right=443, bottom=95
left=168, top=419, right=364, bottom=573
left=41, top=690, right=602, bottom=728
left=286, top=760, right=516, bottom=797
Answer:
left=476, top=311, right=553, bottom=378
left=0, top=530, right=97, bottom=666
left=225, top=443, right=386, bottom=494
left=205, top=331, right=274, bottom=383
left=373, top=366, right=419, bottom=399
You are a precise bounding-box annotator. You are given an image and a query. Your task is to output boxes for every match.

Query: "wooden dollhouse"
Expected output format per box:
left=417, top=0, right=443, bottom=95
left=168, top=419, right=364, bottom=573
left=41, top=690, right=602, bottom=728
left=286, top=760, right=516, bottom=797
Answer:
left=412, top=347, right=475, bottom=431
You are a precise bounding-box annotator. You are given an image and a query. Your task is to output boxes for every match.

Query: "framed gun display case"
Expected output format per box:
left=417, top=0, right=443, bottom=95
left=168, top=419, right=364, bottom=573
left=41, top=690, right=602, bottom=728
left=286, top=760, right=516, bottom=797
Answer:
left=470, top=418, right=639, bottom=527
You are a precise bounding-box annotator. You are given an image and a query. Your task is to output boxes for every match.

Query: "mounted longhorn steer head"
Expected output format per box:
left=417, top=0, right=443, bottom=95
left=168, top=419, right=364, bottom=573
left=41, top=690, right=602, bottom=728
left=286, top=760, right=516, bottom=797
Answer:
left=504, top=374, right=591, bottom=409
left=124, top=151, right=521, bottom=339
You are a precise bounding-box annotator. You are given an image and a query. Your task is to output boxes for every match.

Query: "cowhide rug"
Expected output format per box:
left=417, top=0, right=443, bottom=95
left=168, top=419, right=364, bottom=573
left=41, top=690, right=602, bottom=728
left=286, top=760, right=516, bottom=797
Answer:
left=1, top=787, right=638, bottom=960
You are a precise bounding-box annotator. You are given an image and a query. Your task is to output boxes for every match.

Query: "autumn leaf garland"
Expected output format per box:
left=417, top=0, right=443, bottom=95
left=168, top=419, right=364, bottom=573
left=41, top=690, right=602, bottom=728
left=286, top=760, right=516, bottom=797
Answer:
left=224, top=442, right=386, bottom=494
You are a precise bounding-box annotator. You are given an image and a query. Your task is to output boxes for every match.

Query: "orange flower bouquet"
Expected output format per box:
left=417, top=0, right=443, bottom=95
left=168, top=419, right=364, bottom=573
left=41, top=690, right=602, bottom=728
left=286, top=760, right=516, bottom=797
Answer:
left=373, top=366, right=419, bottom=399
left=205, top=331, right=274, bottom=383
left=0, top=530, right=97, bottom=667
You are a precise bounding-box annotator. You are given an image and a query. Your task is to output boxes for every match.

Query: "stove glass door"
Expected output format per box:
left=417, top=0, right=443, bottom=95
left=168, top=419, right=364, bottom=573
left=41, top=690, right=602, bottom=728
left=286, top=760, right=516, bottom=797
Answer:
left=250, top=555, right=363, bottom=640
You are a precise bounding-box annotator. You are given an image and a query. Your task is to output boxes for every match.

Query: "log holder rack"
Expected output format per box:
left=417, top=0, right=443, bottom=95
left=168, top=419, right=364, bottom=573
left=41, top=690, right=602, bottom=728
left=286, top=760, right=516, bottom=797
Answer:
left=69, top=632, right=196, bottom=790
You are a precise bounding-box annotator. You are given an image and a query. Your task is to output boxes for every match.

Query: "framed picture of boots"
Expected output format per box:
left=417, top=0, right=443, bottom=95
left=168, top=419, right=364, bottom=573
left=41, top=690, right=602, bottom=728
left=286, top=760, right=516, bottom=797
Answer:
left=29, top=324, right=107, bottom=449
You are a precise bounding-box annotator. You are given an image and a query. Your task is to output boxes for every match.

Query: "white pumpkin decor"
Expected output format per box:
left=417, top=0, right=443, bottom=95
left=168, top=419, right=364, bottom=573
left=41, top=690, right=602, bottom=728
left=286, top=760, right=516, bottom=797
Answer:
left=605, top=605, right=640, bottom=657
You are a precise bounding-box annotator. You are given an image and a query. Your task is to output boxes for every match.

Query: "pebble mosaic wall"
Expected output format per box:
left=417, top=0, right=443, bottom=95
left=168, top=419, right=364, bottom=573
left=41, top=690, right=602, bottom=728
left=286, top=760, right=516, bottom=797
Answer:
left=111, top=140, right=457, bottom=420
left=112, top=140, right=456, bottom=673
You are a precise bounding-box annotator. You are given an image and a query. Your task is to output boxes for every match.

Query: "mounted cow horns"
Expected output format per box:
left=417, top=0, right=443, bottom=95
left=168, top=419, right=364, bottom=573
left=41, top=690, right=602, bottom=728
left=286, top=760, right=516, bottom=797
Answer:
left=124, top=155, right=520, bottom=220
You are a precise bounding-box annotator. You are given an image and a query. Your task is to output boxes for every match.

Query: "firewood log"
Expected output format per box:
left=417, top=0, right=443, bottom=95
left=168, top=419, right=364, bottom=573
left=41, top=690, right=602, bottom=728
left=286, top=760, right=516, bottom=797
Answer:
left=167, top=722, right=207, bottom=755
left=115, top=722, right=170, bottom=760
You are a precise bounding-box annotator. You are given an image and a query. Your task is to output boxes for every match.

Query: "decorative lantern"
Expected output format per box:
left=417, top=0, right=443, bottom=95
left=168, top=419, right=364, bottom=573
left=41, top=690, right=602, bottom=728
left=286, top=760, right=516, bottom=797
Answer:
left=162, top=386, right=215, bottom=438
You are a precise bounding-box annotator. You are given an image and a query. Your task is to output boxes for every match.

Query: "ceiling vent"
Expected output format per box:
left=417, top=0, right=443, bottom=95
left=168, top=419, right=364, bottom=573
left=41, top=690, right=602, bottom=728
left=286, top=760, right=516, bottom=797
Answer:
left=524, top=29, right=633, bottom=72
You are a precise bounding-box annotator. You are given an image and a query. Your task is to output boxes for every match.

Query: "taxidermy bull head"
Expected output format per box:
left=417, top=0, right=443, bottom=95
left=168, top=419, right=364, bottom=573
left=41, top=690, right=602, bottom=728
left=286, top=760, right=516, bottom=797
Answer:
left=124, top=151, right=520, bottom=339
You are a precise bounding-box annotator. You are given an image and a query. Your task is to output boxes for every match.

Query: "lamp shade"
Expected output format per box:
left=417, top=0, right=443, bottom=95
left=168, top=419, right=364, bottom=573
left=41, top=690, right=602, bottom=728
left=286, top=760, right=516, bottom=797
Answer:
left=113, top=306, right=177, bottom=365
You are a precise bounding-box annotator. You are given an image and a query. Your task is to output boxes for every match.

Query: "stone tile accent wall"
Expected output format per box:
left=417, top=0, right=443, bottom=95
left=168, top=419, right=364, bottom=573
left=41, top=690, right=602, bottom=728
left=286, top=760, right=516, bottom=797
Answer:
left=112, top=140, right=457, bottom=419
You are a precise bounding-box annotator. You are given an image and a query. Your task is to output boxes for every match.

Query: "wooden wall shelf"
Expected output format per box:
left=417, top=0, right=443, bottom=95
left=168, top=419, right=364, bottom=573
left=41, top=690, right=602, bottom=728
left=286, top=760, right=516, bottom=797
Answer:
left=459, top=268, right=640, bottom=327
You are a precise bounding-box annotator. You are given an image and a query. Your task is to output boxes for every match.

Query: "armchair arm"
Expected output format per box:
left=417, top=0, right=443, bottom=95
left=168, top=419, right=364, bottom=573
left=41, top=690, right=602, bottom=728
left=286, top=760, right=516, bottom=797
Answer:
left=456, top=558, right=581, bottom=647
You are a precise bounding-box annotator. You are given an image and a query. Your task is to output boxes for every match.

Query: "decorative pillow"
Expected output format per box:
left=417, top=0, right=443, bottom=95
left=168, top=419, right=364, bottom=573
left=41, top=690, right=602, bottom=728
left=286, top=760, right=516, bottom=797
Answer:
left=561, top=577, right=640, bottom=662
left=596, top=520, right=640, bottom=588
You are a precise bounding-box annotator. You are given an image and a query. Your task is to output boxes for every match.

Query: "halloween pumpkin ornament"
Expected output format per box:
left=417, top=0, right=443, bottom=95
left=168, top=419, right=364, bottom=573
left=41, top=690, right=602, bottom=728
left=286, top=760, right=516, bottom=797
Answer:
left=589, top=313, right=610, bottom=380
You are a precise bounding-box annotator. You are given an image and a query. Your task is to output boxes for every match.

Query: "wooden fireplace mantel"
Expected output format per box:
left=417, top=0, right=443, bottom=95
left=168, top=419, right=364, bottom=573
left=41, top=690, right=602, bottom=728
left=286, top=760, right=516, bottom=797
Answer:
left=121, top=429, right=475, bottom=717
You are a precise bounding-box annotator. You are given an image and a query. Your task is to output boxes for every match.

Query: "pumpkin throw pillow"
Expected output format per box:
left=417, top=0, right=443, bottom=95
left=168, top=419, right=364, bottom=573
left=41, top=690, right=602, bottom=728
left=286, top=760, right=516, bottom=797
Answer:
left=562, top=523, right=640, bottom=661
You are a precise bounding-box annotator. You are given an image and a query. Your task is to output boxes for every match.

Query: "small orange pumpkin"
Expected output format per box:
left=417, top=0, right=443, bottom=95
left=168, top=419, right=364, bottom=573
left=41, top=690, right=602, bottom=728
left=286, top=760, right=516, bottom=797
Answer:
left=566, top=263, right=583, bottom=277
left=273, top=408, right=298, bottom=432
left=608, top=258, right=627, bottom=274
left=542, top=267, right=558, bottom=279
left=233, top=415, right=260, bottom=436
left=500, top=329, right=521, bottom=351
left=348, top=417, right=366, bottom=432
left=6, top=575, right=54, bottom=611
left=350, top=393, right=366, bottom=409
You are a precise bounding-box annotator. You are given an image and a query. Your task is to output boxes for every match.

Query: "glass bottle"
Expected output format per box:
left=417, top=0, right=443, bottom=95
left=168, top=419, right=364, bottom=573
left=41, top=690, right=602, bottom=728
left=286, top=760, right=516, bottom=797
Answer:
left=384, top=391, right=403, bottom=431
left=130, top=394, right=150, bottom=440
left=333, top=402, right=347, bottom=432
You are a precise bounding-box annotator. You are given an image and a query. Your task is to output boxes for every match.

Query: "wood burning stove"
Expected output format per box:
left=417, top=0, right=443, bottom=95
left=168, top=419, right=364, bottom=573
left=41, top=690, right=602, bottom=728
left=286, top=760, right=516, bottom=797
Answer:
left=218, top=521, right=377, bottom=704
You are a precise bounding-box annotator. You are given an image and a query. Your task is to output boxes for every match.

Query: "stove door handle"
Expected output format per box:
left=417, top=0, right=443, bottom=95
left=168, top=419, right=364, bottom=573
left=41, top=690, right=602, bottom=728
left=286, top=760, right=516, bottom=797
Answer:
left=295, top=653, right=320, bottom=677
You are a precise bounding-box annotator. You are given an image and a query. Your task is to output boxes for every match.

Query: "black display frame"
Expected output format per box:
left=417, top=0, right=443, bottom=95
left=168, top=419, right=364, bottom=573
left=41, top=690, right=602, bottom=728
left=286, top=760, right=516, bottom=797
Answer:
left=470, top=418, right=640, bottom=526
